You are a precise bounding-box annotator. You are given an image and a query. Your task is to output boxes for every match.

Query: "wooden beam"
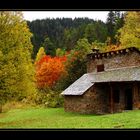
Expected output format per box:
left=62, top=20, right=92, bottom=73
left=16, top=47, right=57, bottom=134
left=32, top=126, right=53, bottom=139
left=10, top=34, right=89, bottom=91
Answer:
left=126, top=49, right=129, bottom=52
left=133, top=82, right=139, bottom=109
left=130, top=47, right=134, bottom=51
left=111, top=52, right=114, bottom=55
left=116, top=51, right=119, bottom=54
left=110, top=83, right=114, bottom=113
left=98, top=54, right=101, bottom=59
left=107, top=53, right=110, bottom=57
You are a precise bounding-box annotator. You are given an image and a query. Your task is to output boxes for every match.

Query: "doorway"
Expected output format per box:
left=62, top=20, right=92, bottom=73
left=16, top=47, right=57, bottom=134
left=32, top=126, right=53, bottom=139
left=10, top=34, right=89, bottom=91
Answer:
left=125, top=88, right=133, bottom=110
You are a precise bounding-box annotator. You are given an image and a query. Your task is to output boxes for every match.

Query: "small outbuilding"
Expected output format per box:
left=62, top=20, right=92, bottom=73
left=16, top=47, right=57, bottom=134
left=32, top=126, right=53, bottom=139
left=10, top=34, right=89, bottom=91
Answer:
left=61, top=47, right=140, bottom=114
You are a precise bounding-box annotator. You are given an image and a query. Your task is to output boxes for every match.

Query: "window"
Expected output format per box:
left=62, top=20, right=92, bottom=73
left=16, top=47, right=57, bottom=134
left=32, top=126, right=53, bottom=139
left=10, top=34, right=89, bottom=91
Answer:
left=97, top=64, right=104, bottom=72
left=113, top=89, right=120, bottom=103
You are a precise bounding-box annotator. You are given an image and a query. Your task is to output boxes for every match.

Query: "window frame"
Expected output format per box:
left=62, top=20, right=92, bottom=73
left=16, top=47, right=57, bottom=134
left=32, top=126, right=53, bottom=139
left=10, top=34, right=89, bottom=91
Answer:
left=97, top=64, right=104, bottom=72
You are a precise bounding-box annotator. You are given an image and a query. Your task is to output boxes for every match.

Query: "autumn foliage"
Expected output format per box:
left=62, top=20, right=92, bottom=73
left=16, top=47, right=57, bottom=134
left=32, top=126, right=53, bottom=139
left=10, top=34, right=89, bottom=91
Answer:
left=35, top=55, right=67, bottom=89
left=104, top=44, right=123, bottom=52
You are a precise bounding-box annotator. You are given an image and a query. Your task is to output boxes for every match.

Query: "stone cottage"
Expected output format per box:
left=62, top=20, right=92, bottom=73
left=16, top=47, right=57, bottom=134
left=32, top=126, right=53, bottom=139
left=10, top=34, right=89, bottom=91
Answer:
left=61, top=47, right=140, bottom=114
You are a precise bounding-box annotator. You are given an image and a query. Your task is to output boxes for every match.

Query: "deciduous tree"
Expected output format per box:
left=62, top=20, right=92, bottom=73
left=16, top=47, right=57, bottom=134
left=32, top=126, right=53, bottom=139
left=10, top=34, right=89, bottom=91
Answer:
left=35, top=55, right=67, bottom=89
left=0, top=11, right=37, bottom=104
left=35, top=47, right=46, bottom=62
left=118, top=12, right=140, bottom=49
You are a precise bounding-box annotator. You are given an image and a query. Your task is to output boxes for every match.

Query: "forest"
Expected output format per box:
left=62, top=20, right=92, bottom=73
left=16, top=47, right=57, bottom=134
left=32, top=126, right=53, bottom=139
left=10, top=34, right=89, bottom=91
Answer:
left=0, top=11, right=140, bottom=112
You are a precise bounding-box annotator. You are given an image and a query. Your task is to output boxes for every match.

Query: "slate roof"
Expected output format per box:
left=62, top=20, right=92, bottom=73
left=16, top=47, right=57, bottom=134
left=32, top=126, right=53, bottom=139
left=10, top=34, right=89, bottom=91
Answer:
left=92, top=65, right=140, bottom=82
left=61, top=66, right=140, bottom=95
left=61, top=73, right=94, bottom=95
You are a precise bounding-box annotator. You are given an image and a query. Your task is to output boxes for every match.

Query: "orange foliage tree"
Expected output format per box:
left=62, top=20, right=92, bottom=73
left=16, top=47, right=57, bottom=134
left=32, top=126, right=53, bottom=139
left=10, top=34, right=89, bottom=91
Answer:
left=35, top=55, right=67, bottom=89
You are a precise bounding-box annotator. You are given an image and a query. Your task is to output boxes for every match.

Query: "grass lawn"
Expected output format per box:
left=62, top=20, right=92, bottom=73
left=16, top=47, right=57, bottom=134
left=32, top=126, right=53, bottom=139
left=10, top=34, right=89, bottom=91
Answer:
left=0, top=107, right=140, bottom=128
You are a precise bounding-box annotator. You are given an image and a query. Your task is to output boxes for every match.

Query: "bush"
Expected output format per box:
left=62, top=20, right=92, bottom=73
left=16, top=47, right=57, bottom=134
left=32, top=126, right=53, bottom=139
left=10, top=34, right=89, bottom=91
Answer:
left=44, top=93, right=64, bottom=108
left=31, top=87, right=64, bottom=108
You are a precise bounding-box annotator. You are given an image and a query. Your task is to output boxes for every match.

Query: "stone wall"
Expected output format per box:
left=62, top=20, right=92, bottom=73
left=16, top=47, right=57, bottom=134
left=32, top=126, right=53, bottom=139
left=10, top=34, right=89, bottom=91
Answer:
left=64, top=84, right=111, bottom=114
left=64, top=86, right=97, bottom=114
left=64, top=82, right=140, bottom=114
left=87, top=51, right=140, bottom=73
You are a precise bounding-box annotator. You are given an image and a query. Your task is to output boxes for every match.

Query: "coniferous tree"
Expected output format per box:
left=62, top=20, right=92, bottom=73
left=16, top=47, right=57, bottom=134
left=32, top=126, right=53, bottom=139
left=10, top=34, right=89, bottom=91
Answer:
left=41, top=37, right=55, bottom=56
left=106, top=11, right=116, bottom=43
left=84, top=21, right=108, bottom=43
left=106, top=11, right=124, bottom=44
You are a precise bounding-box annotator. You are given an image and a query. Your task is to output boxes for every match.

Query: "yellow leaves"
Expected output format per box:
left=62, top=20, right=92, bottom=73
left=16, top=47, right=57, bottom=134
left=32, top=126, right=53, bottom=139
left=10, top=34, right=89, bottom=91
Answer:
left=0, top=11, right=37, bottom=102
left=119, top=11, right=140, bottom=48
left=105, top=45, right=124, bottom=52
left=35, top=47, right=46, bottom=62
left=0, top=12, right=33, bottom=53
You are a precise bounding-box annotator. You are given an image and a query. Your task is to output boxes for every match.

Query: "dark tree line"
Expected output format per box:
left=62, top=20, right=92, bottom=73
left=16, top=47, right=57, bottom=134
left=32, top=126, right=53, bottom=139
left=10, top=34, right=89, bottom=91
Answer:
left=106, top=11, right=125, bottom=44
left=27, top=11, right=124, bottom=58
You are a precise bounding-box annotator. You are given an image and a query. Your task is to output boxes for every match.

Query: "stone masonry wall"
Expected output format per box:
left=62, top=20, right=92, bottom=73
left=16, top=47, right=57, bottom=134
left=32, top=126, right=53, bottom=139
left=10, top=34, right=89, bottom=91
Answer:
left=64, top=82, right=140, bottom=114
left=64, top=87, right=97, bottom=114
left=64, top=84, right=110, bottom=114
left=87, top=51, right=140, bottom=73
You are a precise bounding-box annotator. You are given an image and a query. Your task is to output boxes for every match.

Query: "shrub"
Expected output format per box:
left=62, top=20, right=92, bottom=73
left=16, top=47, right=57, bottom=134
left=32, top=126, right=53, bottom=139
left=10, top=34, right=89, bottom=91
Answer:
left=32, top=87, right=64, bottom=108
